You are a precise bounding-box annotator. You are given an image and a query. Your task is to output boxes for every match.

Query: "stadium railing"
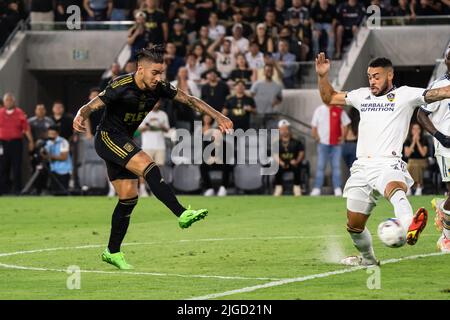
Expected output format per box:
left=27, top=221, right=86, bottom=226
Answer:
left=376, top=15, right=450, bottom=26
left=0, top=17, right=29, bottom=56
left=28, top=21, right=134, bottom=31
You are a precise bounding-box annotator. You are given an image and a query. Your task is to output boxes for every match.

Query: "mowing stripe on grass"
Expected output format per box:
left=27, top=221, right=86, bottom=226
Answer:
left=188, top=251, right=449, bottom=300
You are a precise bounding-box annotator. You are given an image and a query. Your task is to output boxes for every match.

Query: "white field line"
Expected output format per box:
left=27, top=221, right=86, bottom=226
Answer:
left=0, top=233, right=438, bottom=259
left=0, top=234, right=441, bottom=283
left=0, top=235, right=344, bottom=282
left=0, top=235, right=348, bottom=258
left=0, top=262, right=280, bottom=281
left=188, top=251, right=449, bottom=300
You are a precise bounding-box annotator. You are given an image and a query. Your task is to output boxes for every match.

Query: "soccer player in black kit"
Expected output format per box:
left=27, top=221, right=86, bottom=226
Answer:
left=73, top=45, right=233, bottom=269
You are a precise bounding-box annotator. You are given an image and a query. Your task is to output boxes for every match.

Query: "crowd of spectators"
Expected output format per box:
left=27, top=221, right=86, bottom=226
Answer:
left=3, top=1, right=450, bottom=65
left=1, top=0, right=449, bottom=196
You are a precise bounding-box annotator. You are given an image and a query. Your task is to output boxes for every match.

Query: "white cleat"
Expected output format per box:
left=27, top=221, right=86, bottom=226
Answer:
left=310, top=188, right=321, bottom=196
left=204, top=188, right=215, bottom=196
left=273, top=185, right=283, bottom=196
left=415, top=187, right=422, bottom=196
left=293, top=185, right=302, bottom=196
left=334, top=188, right=343, bottom=196
left=340, top=256, right=379, bottom=266
left=436, top=234, right=450, bottom=253
left=217, top=186, right=227, bottom=197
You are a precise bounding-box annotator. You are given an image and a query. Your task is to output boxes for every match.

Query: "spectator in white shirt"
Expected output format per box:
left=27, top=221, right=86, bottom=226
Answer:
left=208, top=12, right=226, bottom=41
left=245, top=41, right=265, bottom=71
left=138, top=107, right=170, bottom=197
left=310, top=104, right=351, bottom=196
left=208, top=37, right=236, bottom=80
left=185, top=53, right=203, bottom=84
left=226, top=23, right=249, bottom=55
left=171, top=67, right=201, bottom=98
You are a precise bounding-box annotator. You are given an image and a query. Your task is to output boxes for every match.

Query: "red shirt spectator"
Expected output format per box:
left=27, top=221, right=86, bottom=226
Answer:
left=0, top=93, right=33, bottom=195
left=0, top=105, right=30, bottom=141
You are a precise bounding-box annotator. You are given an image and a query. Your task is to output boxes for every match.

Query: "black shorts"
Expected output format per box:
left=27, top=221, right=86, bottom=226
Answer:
left=94, top=129, right=141, bottom=181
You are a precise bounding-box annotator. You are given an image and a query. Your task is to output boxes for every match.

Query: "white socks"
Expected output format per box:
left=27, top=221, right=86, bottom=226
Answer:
left=389, top=190, right=413, bottom=234
left=350, top=228, right=377, bottom=263
left=440, top=203, right=450, bottom=239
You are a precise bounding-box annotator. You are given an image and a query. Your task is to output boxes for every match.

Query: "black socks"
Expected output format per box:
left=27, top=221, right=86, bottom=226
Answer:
left=144, top=163, right=186, bottom=217
left=108, top=196, right=138, bottom=254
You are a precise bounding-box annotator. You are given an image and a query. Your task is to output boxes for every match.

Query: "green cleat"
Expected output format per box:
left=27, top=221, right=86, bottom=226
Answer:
left=101, top=249, right=134, bottom=270
left=178, top=206, right=208, bottom=229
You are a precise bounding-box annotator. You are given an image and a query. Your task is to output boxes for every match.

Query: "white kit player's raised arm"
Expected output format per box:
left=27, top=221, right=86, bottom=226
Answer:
left=316, top=52, right=450, bottom=108
left=315, top=53, right=347, bottom=106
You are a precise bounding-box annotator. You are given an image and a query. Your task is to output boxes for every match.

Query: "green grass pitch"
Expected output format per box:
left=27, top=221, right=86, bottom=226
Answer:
left=0, top=195, right=449, bottom=300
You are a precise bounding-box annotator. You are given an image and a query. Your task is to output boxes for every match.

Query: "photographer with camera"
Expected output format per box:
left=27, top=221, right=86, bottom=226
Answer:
left=41, top=125, right=72, bottom=193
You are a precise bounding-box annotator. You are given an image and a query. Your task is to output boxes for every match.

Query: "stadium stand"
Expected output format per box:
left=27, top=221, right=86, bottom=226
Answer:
left=0, top=0, right=449, bottom=195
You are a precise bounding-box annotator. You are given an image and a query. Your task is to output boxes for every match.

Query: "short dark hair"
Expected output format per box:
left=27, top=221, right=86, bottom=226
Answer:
left=136, top=45, right=165, bottom=64
left=368, top=57, right=393, bottom=69
left=53, top=100, right=64, bottom=107
left=48, top=125, right=60, bottom=133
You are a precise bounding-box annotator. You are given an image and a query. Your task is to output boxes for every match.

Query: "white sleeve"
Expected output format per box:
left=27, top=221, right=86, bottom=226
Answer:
left=404, top=86, right=427, bottom=107
left=60, top=139, right=70, bottom=153
left=344, top=88, right=366, bottom=110
left=420, top=101, right=440, bottom=114
left=311, top=108, right=319, bottom=127
left=341, top=109, right=351, bottom=126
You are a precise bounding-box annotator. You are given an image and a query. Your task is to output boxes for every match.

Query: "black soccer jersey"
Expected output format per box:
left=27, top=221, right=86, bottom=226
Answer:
left=223, top=94, right=255, bottom=130
left=97, top=73, right=178, bottom=137
left=279, top=139, right=305, bottom=163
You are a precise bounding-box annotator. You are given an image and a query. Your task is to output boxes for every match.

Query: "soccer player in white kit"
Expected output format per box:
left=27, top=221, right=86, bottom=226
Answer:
left=315, top=52, right=450, bottom=266
left=417, top=46, right=450, bottom=252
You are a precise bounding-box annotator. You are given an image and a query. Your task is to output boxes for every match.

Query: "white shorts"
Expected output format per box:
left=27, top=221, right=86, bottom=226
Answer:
left=343, top=158, right=414, bottom=214
left=436, top=155, right=450, bottom=182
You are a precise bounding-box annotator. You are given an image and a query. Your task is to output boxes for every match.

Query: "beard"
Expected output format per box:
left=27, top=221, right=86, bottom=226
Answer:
left=372, top=81, right=391, bottom=96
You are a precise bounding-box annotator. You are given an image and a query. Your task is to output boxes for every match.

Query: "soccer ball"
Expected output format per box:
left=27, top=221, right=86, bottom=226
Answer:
left=377, top=218, right=406, bottom=248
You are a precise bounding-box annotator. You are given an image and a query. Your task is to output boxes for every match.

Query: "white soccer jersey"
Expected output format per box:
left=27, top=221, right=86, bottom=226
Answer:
left=345, top=86, right=426, bottom=159
left=420, top=74, right=450, bottom=157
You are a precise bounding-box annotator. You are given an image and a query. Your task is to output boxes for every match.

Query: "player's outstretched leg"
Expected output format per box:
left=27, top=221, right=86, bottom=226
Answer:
left=341, top=206, right=379, bottom=266
left=142, top=162, right=208, bottom=228
left=102, top=196, right=138, bottom=270
left=385, top=182, right=427, bottom=245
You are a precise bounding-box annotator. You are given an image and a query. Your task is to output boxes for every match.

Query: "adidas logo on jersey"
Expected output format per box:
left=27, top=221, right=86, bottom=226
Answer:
left=365, top=95, right=371, bottom=100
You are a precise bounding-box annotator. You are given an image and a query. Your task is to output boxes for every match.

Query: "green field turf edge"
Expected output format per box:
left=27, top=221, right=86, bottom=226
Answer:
left=0, top=196, right=448, bottom=300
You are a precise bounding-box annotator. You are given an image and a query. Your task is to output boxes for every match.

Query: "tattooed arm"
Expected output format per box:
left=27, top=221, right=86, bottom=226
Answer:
left=174, top=88, right=234, bottom=133
left=424, top=84, right=450, bottom=104
left=73, top=97, right=105, bottom=133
